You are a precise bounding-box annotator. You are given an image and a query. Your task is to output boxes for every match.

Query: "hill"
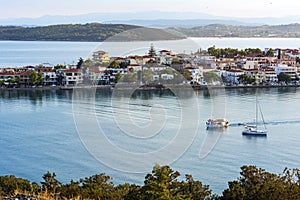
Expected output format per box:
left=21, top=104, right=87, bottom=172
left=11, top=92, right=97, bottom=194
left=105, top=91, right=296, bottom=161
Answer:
left=0, top=23, right=185, bottom=41
left=170, top=23, right=300, bottom=37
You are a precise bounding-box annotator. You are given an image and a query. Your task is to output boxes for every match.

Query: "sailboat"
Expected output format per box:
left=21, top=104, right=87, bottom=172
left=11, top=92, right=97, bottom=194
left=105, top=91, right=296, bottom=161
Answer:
left=242, top=94, right=267, bottom=136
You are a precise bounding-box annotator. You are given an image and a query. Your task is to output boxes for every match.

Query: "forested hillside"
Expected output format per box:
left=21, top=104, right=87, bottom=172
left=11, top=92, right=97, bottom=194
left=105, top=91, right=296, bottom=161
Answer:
left=0, top=23, right=184, bottom=41
left=170, top=23, right=300, bottom=37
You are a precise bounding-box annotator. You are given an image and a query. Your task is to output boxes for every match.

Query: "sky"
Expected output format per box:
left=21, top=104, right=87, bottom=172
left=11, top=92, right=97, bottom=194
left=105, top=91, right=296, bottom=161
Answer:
left=0, top=0, right=300, bottom=20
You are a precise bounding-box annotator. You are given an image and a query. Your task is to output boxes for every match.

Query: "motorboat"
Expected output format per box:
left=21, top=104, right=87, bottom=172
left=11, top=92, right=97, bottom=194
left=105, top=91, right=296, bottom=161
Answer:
left=206, top=118, right=230, bottom=129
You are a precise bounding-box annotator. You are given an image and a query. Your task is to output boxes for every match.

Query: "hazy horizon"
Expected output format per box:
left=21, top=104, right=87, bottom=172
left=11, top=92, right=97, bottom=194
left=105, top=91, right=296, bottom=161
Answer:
left=1, top=0, right=300, bottom=20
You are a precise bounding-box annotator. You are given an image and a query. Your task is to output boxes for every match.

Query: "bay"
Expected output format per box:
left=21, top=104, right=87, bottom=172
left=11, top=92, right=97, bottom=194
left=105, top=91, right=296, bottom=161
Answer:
left=1, top=38, right=300, bottom=195
left=1, top=37, right=300, bottom=67
left=1, top=87, right=300, bottom=194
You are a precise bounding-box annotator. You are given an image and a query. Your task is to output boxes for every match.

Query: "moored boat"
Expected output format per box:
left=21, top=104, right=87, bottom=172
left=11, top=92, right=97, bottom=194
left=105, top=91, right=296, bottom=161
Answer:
left=242, top=94, right=268, bottom=136
left=206, top=118, right=230, bottom=129
left=242, top=125, right=267, bottom=136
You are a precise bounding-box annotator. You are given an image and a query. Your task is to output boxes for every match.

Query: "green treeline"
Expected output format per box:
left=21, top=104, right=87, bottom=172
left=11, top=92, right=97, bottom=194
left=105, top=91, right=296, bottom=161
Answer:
left=1, top=164, right=300, bottom=199
left=170, top=23, right=300, bottom=38
left=0, top=23, right=140, bottom=41
left=0, top=23, right=185, bottom=42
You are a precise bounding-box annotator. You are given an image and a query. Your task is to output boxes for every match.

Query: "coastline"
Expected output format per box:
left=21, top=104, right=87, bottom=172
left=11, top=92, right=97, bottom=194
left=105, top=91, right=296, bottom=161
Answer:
left=1, top=84, right=299, bottom=91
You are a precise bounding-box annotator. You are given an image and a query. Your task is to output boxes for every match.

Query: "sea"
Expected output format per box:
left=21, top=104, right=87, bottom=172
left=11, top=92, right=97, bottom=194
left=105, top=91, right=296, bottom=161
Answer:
left=1, top=38, right=300, bottom=194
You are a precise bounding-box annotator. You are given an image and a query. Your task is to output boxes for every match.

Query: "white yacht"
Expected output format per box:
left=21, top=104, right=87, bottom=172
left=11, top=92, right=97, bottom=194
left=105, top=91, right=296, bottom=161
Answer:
left=206, top=118, right=230, bottom=129
left=242, top=95, right=267, bottom=136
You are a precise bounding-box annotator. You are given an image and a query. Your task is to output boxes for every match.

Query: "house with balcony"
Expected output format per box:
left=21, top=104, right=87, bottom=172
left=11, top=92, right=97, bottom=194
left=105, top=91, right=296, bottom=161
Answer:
left=92, top=50, right=110, bottom=64
left=185, top=66, right=203, bottom=84
left=63, top=69, right=82, bottom=86
left=271, top=64, right=298, bottom=80
left=18, top=71, right=32, bottom=86
left=158, top=50, right=175, bottom=65
left=221, top=69, right=245, bottom=84
left=42, top=69, right=57, bottom=86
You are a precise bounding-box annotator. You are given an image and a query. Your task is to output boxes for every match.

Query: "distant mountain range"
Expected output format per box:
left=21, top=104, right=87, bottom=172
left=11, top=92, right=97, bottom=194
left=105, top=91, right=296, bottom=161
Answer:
left=1, top=11, right=300, bottom=27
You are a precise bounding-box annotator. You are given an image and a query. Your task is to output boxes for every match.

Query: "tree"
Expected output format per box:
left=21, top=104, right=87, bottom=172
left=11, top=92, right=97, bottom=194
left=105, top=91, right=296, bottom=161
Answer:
left=139, top=164, right=213, bottom=200
left=41, top=172, right=61, bottom=198
left=142, top=69, right=153, bottom=84
left=180, top=68, right=192, bottom=81
left=59, top=180, right=81, bottom=199
left=114, top=72, right=122, bottom=83
left=29, top=71, right=43, bottom=86
left=56, top=73, right=65, bottom=86
left=278, top=72, right=292, bottom=82
left=141, top=164, right=182, bottom=199
left=171, top=57, right=183, bottom=65
left=77, top=57, right=84, bottom=69
left=0, top=175, right=32, bottom=196
left=203, top=71, right=219, bottom=83
left=221, top=165, right=300, bottom=200
left=265, top=48, right=274, bottom=57
left=238, top=74, right=256, bottom=84
left=148, top=43, right=156, bottom=57
left=80, top=174, right=114, bottom=200
left=296, top=57, right=300, bottom=64
left=54, top=64, right=66, bottom=70
left=109, top=60, right=120, bottom=68
left=45, top=75, right=50, bottom=85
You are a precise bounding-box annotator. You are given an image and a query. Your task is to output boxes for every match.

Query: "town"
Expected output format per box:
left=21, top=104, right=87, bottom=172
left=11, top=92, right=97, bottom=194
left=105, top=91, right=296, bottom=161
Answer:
left=1, top=45, right=300, bottom=89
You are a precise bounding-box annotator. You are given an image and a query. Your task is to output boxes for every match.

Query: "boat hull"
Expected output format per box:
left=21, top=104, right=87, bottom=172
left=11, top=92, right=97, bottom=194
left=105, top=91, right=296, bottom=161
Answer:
left=242, top=130, right=267, bottom=136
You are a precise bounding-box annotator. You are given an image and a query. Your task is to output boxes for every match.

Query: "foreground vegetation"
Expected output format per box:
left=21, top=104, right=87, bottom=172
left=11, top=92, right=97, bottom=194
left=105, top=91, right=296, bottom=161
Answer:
left=1, top=164, right=300, bottom=199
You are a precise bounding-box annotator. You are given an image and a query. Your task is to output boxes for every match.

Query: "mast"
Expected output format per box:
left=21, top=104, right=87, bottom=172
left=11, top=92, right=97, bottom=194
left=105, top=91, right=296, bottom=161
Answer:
left=255, top=92, right=258, bottom=127
left=259, top=103, right=267, bottom=130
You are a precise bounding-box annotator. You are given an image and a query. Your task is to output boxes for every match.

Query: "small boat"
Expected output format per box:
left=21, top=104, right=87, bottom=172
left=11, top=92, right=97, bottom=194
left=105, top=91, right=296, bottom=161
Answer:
left=242, top=125, right=267, bottom=136
left=206, top=118, right=230, bottom=129
left=242, top=94, right=267, bottom=136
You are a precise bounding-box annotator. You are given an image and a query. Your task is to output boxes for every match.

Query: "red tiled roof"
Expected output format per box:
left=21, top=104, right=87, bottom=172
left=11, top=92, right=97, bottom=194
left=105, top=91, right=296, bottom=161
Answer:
left=64, top=69, right=80, bottom=73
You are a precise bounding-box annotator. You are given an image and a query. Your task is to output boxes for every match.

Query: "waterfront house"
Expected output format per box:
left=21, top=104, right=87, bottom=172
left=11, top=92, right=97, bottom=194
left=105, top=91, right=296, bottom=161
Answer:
left=18, top=71, right=32, bottom=86
left=261, top=68, right=278, bottom=83
left=185, top=66, right=203, bottom=84
left=42, top=69, right=57, bottom=86
left=221, top=69, right=245, bottom=84
left=271, top=64, right=298, bottom=80
left=63, top=69, right=82, bottom=86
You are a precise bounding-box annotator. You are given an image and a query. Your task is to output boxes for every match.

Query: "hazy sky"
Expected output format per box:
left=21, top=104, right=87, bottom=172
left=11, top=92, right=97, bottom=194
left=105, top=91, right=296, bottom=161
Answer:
left=0, top=0, right=299, bottom=20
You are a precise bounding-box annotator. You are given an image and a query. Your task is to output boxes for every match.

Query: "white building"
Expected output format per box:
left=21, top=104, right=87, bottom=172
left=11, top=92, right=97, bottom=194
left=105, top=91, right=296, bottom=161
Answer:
left=221, top=69, right=244, bottom=84
left=161, top=74, right=174, bottom=80
left=271, top=64, right=297, bottom=80
left=186, top=67, right=203, bottom=84
left=42, top=69, right=57, bottom=86
left=63, top=69, right=83, bottom=86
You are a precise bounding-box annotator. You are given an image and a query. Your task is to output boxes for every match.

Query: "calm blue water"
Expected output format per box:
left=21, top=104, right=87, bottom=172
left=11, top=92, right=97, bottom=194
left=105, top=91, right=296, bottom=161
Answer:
left=1, top=39, right=300, bottom=194
left=1, top=88, right=300, bottom=194
left=1, top=38, right=300, bottom=67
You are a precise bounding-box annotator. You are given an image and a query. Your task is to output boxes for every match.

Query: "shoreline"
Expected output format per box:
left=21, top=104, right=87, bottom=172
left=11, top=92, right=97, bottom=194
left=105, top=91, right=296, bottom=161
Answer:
left=1, top=84, right=299, bottom=91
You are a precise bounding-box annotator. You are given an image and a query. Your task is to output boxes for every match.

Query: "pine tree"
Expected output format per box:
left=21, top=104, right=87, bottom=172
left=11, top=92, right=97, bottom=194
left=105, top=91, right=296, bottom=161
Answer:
left=148, top=44, right=156, bottom=57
